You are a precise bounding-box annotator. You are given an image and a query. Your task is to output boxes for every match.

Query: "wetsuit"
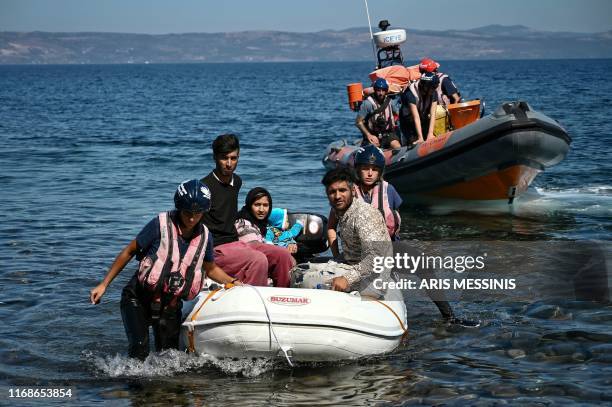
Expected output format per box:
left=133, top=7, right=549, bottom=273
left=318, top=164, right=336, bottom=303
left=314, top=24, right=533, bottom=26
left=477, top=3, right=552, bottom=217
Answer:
left=120, top=212, right=213, bottom=360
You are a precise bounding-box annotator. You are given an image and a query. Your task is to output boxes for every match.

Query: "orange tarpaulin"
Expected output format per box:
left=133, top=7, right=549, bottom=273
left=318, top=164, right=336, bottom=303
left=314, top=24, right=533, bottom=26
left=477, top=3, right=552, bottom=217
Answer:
left=368, top=65, right=421, bottom=93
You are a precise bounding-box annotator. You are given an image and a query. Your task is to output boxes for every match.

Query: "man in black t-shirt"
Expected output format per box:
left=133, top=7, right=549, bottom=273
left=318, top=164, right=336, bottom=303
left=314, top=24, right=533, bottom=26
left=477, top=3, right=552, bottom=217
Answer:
left=200, top=134, right=294, bottom=287
left=399, top=72, right=440, bottom=144
left=419, top=57, right=462, bottom=105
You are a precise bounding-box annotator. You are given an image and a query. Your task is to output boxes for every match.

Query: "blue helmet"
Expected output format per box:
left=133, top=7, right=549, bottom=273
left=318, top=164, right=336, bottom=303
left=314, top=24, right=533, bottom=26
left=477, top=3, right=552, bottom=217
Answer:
left=419, top=72, right=440, bottom=90
left=354, top=144, right=386, bottom=170
left=174, top=179, right=212, bottom=212
left=373, top=78, right=389, bottom=91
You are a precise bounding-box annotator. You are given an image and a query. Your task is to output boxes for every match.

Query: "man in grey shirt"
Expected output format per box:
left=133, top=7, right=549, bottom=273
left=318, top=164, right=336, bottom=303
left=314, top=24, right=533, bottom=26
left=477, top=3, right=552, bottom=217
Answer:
left=356, top=78, right=402, bottom=150
left=322, top=168, right=479, bottom=327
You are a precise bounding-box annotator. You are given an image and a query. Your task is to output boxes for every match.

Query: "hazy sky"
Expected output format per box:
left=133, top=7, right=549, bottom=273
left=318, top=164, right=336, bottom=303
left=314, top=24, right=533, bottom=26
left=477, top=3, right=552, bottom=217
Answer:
left=1, top=0, right=610, bottom=34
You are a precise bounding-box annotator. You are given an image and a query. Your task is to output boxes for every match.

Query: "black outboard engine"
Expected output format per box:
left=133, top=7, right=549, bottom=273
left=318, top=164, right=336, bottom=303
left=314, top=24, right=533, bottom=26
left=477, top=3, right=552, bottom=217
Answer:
left=287, top=212, right=329, bottom=262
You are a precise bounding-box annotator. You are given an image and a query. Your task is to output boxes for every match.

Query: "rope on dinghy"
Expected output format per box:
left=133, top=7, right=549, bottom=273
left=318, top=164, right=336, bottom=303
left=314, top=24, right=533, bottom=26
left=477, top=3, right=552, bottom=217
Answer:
left=245, top=284, right=294, bottom=367
left=363, top=294, right=409, bottom=343
left=186, top=283, right=235, bottom=354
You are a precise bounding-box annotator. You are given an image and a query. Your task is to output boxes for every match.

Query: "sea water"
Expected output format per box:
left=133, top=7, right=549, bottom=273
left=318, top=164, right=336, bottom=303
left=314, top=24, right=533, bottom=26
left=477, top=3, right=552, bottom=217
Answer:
left=0, top=60, right=610, bottom=405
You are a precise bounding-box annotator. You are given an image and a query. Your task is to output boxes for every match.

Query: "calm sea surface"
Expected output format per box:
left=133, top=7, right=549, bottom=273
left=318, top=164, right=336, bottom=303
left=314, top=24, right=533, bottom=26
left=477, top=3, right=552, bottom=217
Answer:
left=0, top=60, right=611, bottom=405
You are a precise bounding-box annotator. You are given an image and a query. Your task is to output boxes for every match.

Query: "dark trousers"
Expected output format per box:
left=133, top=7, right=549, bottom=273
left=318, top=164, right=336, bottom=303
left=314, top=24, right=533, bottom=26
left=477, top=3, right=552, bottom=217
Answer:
left=120, top=285, right=182, bottom=360
left=400, top=117, right=432, bottom=144
left=361, top=132, right=402, bottom=149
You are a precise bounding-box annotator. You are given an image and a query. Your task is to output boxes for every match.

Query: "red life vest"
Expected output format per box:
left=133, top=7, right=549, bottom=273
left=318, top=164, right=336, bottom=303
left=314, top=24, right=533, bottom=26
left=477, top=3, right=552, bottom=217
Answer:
left=365, top=95, right=395, bottom=135
left=137, top=212, right=208, bottom=301
left=354, top=181, right=401, bottom=240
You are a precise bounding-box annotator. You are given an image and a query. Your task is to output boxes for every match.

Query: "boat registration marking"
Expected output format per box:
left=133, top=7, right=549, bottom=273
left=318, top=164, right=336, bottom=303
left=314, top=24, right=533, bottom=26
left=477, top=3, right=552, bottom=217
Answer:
left=417, top=132, right=452, bottom=157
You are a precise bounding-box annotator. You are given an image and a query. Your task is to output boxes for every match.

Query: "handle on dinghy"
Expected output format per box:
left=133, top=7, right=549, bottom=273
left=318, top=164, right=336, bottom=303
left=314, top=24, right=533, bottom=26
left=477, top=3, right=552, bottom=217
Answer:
left=185, top=283, right=239, bottom=353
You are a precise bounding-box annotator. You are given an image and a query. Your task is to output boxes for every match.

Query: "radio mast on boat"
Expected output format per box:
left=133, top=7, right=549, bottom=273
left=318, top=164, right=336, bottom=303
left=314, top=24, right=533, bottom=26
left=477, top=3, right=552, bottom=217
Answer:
left=362, top=0, right=407, bottom=69
left=363, top=0, right=378, bottom=67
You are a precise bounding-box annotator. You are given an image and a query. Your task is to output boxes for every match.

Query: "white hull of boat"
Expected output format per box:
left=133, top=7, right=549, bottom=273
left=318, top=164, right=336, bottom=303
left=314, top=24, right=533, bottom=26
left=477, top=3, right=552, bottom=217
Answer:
left=180, top=286, right=407, bottom=362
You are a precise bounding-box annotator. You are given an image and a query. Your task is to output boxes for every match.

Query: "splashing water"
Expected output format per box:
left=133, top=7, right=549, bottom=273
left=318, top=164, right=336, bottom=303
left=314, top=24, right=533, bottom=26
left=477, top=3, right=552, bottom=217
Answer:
left=87, top=349, right=280, bottom=379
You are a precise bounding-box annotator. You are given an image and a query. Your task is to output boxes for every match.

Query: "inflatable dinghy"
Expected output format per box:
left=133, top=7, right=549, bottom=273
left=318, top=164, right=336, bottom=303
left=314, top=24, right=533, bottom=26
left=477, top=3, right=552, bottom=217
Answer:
left=180, top=264, right=407, bottom=363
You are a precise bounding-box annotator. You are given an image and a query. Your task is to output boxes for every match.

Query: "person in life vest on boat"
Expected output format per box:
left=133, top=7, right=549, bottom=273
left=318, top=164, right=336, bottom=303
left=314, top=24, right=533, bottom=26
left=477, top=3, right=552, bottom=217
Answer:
left=327, top=145, right=402, bottom=258
left=322, top=168, right=479, bottom=327
left=419, top=57, right=462, bottom=106
left=89, top=179, right=241, bottom=360
left=356, top=78, right=402, bottom=150
left=399, top=72, right=440, bottom=144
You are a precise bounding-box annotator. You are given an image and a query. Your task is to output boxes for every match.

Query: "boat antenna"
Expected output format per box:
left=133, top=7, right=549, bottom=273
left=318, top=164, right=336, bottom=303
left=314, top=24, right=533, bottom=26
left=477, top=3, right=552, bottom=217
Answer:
left=363, top=0, right=377, bottom=67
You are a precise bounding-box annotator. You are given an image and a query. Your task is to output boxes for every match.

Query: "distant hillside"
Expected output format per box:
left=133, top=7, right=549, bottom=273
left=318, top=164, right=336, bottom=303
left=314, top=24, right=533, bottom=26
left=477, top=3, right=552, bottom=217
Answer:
left=1, top=25, right=611, bottom=64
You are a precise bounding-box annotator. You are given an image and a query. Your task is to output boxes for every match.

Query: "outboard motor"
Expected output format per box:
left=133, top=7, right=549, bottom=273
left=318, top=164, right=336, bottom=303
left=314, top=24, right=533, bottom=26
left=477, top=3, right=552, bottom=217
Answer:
left=373, top=20, right=407, bottom=69
left=287, top=212, right=329, bottom=262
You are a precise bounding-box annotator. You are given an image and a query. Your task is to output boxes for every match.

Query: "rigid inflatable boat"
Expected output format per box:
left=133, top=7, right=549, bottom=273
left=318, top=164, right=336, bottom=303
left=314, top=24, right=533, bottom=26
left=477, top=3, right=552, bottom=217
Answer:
left=329, top=20, right=571, bottom=203
left=323, top=101, right=571, bottom=202
left=180, top=285, right=407, bottom=363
